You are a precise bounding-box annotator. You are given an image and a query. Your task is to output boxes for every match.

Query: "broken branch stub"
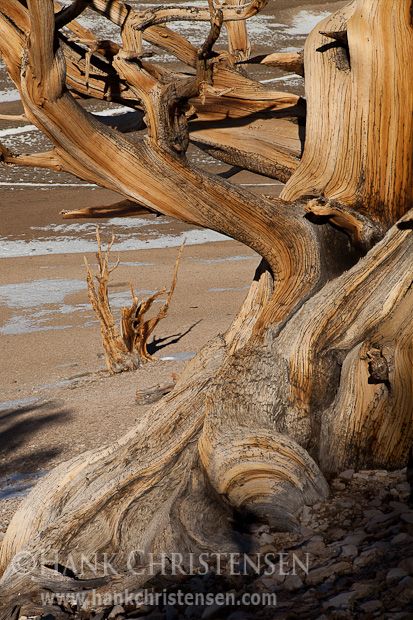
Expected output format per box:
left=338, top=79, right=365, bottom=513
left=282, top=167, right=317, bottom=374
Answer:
left=84, top=229, right=185, bottom=372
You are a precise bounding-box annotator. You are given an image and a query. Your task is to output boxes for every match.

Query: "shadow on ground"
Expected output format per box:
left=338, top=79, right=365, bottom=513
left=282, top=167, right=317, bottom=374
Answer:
left=0, top=400, right=72, bottom=478
left=147, top=320, right=202, bottom=355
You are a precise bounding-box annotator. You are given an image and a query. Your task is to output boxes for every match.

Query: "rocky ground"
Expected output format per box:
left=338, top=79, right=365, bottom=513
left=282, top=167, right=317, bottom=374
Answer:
left=4, top=467, right=412, bottom=620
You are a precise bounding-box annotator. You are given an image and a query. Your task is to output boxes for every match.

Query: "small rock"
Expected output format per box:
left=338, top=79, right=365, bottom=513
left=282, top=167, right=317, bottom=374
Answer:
left=273, top=572, right=286, bottom=584
left=261, top=577, right=277, bottom=590
left=338, top=469, right=355, bottom=481
left=250, top=524, right=269, bottom=534
left=392, top=533, right=413, bottom=546
left=392, top=576, right=413, bottom=602
left=350, top=582, right=376, bottom=599
left=201, top=603, right=226, bottom=619
left=364, top=510, right=401, bottom=532
left=341, top=545, right=358, bottom=557
left=331, top=529, right=347, bottom=540
left=304, top=539, right=327, bottom=554
left=398, top=557, right=413, bottom=574
left=342, top=532, right=367, bottom=547
left=354, top=548, right=379, bottom=568
left=300, top=525, right=312, bottom=537
left=359, top=600, right=383, bottom=613
left=400, top=512, right=413, bottom=524
left=387, top=567, right=409, bottom=584
left=353, top=472, right=370, bottom=480
left=374, top=470, right=390, bottom=478
left=364, top=508, right=383, bottom=519
left=185, top=604, right=205, bottom=618
left=260, top=532, right=275, bottom=544
left=40, top=607, right=69, bottom=620
left=323, top=591, right=356, bottom=609
left=331, top=480, right=346, bottom=491
left=283, top=575, right=303, bottom=591
left=108, top=606, right=125, bottom=619
left=306, top=561, right=351, bottom=586
left=309, top=535, right=324, bottom=543
left=396, top=483, right=411, bottom=493
left=165, top=606, right=179, bottom=620
left=369, top=498, right=382, bottom=507
left=390, top=501, right=409, bottom=511
left=302, top=506, right=311, bottom=523
left=369, top=540, right=392, bottom=552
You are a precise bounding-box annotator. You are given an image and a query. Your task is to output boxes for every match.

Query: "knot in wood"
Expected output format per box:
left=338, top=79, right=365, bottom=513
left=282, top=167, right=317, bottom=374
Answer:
left=366, top=348, right=389, bottom=384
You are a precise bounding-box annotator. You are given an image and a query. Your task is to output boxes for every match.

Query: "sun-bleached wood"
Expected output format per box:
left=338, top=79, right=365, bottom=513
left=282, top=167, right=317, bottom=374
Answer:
left=84, top=230, right=184, bottom=372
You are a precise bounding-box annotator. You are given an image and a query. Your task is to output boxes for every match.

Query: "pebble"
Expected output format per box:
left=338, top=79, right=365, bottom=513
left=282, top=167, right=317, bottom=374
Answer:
left=201, top=603, right=225, bottom=619
left=165, top=606, right=179, bottom=620
left=400, top=512, right=413, bottom=524
left=398, top=557, right=413, bottom=574
left=341, top=532, right=367, bottom=547
left=283, top=575, right=303, bottom=591
left=260, top=533, right=274, bottom=544
left=323, top=591, right=356, bottom=609
left=392, top=532, right=413, bottom=545
left=301, top=505, right=311, bottom=522
left=331, top=480, right=346, bottom=491
left=354, top=548, right=379, bottom=568
left=108, top=606, right=125, bottom=619
left=306, top=561, right=351, bottom=586
left=338, top=469, right=355, bottom=481
left=341, top=544, right=358, bottom=557
left=364, top=510, right=401, bottom=532
left=261, top=577, right=277, bottom=590
left=350, top=582, right=376, bottom=599
left=386, top=567, right=408, bottom=583
left=359, top=600, right=383, bottom=613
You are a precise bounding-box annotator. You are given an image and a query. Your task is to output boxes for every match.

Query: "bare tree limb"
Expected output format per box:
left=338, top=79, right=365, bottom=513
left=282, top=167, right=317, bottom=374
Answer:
left=55, top=0, right=90, bottom=31
left=259, top=50, right=305, bottom=76
left=0, top=147, right=65, bottom=170
left=91, top=0, right=268, bottom=32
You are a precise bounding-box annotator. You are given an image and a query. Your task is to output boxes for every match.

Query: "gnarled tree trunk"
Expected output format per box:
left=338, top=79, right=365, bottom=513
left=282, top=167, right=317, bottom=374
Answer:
left=0, top=0, right=412, bottom=613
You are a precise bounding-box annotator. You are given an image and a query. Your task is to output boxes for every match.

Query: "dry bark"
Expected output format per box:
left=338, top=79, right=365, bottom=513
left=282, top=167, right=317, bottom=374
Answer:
left=84, top=229, right=184, bottom=372
left=0, top=0, right=412, bottom=613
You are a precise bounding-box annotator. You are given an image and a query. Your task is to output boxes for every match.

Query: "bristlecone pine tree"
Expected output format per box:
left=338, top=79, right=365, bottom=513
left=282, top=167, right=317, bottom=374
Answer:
left=0, top=0, right=412, bottom=613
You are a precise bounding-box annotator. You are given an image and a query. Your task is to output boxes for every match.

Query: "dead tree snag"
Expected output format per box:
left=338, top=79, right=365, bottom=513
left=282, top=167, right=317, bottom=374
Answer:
left=84, top=229, right=184, bottom=373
